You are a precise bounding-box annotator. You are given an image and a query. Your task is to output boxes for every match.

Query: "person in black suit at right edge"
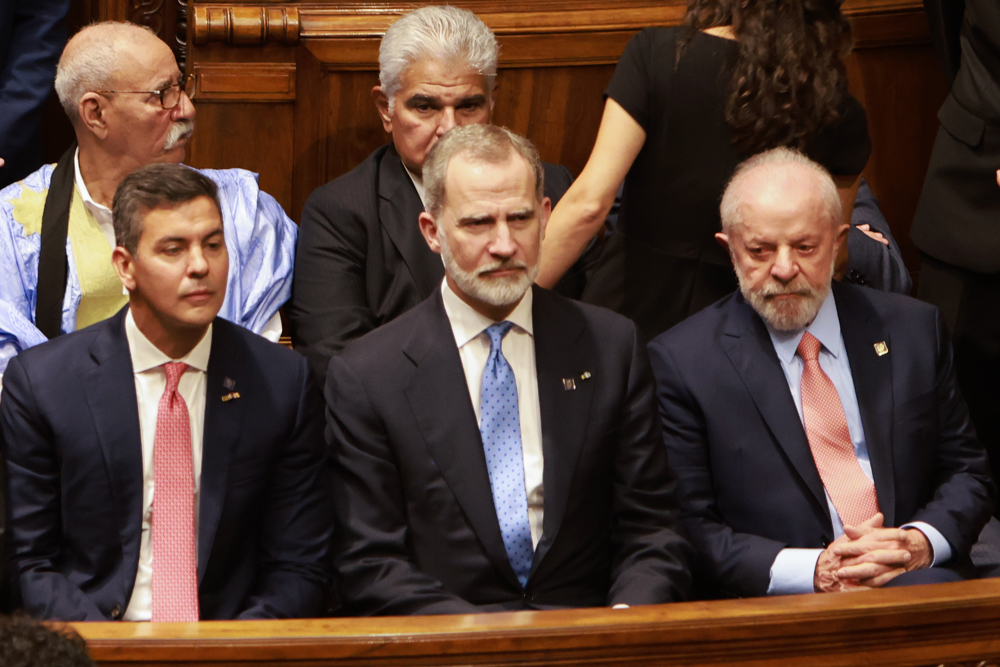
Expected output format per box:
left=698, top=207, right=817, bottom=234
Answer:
left=912, top=0, right=1000, bottom=508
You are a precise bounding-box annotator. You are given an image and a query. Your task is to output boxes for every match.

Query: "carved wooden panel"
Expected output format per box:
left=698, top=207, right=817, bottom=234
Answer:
left=185, top=0, right=946, bottom=277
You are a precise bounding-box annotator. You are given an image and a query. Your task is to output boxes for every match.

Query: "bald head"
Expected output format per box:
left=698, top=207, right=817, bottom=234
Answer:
left=55, top=22, right=164, bottom=125
left=720, top=147, right=841, bottom=237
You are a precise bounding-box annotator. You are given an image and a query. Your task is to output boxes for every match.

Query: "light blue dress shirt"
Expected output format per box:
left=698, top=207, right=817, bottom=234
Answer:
left=765, top=291, right=951, bottom=595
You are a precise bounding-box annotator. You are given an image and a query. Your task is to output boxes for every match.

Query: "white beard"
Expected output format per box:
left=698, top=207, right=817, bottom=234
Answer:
left=735, top=258, right=834, bottom=332
left=438, top=232, right=538, bottom=309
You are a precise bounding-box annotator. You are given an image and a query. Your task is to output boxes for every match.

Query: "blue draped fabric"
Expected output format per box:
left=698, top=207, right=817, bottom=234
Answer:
left=0, top=164, right=297, bottom=373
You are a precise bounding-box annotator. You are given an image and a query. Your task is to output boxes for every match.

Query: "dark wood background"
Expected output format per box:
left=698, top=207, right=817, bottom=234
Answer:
left=56, top=0, right=948, bottom=280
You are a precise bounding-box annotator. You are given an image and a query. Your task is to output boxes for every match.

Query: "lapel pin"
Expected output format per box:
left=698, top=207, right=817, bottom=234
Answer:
left=873, top=341, right=888, bottom=357
left=221, top=392, right=241, bottom=402
left=580, top=371, right=592, bottom=381
left=223, top=377, right=236, bottom=390
left=562, top=378, right=577, bottom=391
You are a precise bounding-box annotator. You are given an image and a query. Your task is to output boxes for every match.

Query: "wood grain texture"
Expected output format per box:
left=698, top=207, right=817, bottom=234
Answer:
left=73, top=578, right=1000, bottom=666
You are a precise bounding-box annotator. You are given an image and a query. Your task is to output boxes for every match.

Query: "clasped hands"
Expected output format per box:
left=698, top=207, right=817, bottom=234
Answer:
left=814, top=513, right=932, bottom=593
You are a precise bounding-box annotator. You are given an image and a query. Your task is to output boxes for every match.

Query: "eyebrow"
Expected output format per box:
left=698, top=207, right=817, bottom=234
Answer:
left=457, top=213, right=495, bottom=225
left=404, top=93, right=487, bottom=108
left=507, top=207, right=535, bottom=219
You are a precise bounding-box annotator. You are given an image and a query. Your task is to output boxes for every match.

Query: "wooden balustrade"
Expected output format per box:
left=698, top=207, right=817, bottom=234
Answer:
left=74, top=579, right=1000, bottom=666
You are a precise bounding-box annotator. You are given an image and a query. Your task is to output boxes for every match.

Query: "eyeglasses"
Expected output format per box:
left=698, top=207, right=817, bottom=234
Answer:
left=95, top=73, right=197, bottom=109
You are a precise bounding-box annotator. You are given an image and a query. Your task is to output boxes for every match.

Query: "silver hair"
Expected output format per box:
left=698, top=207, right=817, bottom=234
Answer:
left=423, top=124, right=544, bottom=217
left=379, top=6, right=498, bottom=112
left=54, top=21, right=160, bottom=124
left=719, top=147, right=842, bottom=235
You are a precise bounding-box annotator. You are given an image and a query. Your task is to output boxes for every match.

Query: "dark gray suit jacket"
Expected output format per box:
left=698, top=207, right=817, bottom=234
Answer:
left=1, top=308, right=332, bottom=620
left=648, top=282, right=994, bottom=598
left=325, top=286, right=692, bottom=615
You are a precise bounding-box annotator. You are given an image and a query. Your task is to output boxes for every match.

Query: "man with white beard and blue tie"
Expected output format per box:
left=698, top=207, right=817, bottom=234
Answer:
left=324, top=124, right=692, bottom=615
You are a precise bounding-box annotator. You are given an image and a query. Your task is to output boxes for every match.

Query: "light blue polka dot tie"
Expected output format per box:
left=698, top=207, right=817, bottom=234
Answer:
left=480, top=321, right=534, bottom=588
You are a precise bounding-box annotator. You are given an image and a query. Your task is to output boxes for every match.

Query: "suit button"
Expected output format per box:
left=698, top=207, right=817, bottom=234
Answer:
left=820, top=536, right=831, bottom=548
left=110, top=605, right=122, bottom=620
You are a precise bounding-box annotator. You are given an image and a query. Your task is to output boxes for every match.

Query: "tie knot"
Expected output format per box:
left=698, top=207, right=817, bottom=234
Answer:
left=485, top=321, right=515, bottom=351
left=164, top=362, right=189, bottom=392
left=797, top=331, right=822, bottom=362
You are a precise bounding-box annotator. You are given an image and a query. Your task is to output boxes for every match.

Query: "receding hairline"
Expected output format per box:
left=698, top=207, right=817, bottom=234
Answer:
left=61, top=22, right=171, bottom=85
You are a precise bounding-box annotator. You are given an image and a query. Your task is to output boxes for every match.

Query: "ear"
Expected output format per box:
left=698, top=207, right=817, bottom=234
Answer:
left=79, top=92, right=110, bottom=140
left=112, top=246, right=138, bottom=292
left=418, top=211, right=442, bottom=254
left=538, top=195, right=552, bottom=239
left=714, top=232, right=731, bottom=252
left=372, top=86, right=393, bottom=133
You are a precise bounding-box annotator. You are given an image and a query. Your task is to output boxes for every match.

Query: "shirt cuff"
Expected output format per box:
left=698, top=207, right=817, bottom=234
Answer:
left=901, top=521, right=952, bottom=566
left=767, top=548, right=824, bottom=595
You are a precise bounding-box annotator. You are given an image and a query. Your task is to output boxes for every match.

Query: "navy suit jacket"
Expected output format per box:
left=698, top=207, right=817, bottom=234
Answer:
left=1, top=308, right=332, bottom=620
left=288, top=144, right=580, bottom=384
left=648, top=282, right=994, bottom=598
left=326, top=286, right=692, bottom=615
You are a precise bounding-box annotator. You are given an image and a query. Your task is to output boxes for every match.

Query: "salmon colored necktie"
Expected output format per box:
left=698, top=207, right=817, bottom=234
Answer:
left=797, top=332, right=879, bottom=528
left=151, top=361, right=199, bottom=622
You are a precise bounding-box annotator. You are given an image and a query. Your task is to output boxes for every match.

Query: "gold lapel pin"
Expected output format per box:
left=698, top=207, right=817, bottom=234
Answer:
left=562, top=378, right=577, bottom=391
left=221, top=392, right=241, bottom=402
left=873, top=341, right=889, bottom=357
left=580, top=371, right=592, bottom=381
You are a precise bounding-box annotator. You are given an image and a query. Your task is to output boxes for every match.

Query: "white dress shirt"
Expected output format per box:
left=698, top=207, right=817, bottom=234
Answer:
left=403, top=162, right=429, bottom=210
left=441, top=280, right=545, bottom=547
left=73, top=149, right=283, bottom=342
left=122, top=309, right=211, bottom=620
left=765, top=291, right=950, bottom=595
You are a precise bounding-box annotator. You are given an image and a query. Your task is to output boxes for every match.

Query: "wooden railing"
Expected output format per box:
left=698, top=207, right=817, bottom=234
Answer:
left=74, top=578, right=1000, bottom=666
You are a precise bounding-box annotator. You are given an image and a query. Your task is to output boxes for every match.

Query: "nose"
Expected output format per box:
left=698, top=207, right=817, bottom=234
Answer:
left=173, top=88, right=196, bottom=121
left=770, top=246, right=799, bottom=284
left=437, top=106, right=457, bottom=135
left=187, top=245, right=209, bottom=277
left=488, top=221, right=517, bottom=259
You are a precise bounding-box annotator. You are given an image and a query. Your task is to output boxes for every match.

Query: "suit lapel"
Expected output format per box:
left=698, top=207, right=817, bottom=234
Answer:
left=197, top=320, right=245, bottom=582
left=377, top=145, right=444, bottom=299
left=833, top=284, right=896, bottom=526
left=80, top=309, right=144, bottom=590
left=721, top=295, right=830, bottom=520
left=531, top=288, right=595, bottom=573
left=403, top=293, right=521, bottom=588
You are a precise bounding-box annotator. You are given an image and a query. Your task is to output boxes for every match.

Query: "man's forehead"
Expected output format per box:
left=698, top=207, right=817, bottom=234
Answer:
left=399, top=57, right=487, bottom=95
left=112, top=38, right=179, bottom=87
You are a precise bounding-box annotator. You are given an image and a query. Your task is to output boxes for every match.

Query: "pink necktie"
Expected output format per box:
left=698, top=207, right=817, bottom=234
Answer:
left=151, top=361, right=199, bottom=622
left=797, top=332, right=879, bottom=528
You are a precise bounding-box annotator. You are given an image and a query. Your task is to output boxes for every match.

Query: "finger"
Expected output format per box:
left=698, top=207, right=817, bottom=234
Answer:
left=857, top=224, right=870, bottom=231
left=838, top=549, right=911, bottom=566
left=862, top=567, right=908, bottom=588
left=836, top=562, right=899, bottom=580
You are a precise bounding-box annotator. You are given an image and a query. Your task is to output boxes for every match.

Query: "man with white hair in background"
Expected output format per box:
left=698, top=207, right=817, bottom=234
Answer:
left=0, top=21, right=295, bottom=380
left=325, top=124, right=691, bottom=615
left=289, top=5, right=594, bottom=384
left=648, top=147, right=994, bottom=599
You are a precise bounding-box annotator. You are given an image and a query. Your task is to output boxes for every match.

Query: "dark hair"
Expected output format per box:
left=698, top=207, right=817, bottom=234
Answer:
left=112, top=163, right=221, bottom=254
left=680, top=0, right=853, bottom=155
left=0, top=613, right=96, bottom=667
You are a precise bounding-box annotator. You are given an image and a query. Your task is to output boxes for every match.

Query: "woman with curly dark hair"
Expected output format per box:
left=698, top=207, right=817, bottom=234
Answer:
left=537, top=0, right=871, bottom=341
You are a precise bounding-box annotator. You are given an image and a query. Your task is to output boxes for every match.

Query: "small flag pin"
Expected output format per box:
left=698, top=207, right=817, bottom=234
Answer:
left=562, top=378, right=577, bottom=391
left=221, top=392, right=241, bottom=402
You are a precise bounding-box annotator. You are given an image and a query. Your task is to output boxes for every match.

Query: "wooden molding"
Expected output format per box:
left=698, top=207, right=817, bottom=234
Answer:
left=191, top=0, right=928, bottom=48
left=75, top=579, right=1000, bottom=665
left=192, top=62, right=297, bottom=101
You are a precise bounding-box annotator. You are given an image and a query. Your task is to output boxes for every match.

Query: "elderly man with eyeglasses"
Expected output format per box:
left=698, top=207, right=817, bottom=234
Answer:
left=0, top=21, right=295, bottom=382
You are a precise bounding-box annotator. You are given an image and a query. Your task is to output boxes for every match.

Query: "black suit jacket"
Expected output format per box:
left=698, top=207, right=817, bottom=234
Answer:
left=288, top=144, right=577, bottom=383
left=913, top=0, right=1000, bottom=272
left=1, top=308, right=332, bottom=620
left=647, top=283, right=994, bottom=598
left=325, top=286, right=692, bottom=615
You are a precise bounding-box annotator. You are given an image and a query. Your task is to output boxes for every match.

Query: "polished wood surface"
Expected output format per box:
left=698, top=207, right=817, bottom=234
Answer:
left=73, top=579, right=1000, bottom=666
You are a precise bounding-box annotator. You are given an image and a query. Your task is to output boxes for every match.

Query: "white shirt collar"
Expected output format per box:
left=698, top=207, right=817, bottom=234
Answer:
left=125, top=308, right=213, bottom=373
left=440, top=278, right=534, bottom=348
left=402, top=162, right=429, bottom=210
left=767, top=288, right=843, bottom=364
left=74, top=147, right=113, bottom=220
